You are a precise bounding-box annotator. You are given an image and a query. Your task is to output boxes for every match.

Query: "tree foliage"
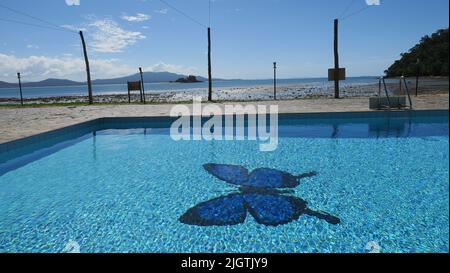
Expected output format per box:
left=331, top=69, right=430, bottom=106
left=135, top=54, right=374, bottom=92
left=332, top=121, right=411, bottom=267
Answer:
left=385, top=28, right=449, bottom=77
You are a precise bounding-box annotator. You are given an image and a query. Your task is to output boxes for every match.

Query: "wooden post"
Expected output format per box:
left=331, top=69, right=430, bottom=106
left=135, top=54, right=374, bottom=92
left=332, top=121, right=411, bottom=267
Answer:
left=273, top=62, right=277, bottom=100
left=79, top=31, right=93, bottom=104
left=333, top=19, right=340, bottom=99
left=17, top=72, right=23, bottom=106
left=207, top=27, right=212, bottom=101
left=139, top=67, right=146, bottom=104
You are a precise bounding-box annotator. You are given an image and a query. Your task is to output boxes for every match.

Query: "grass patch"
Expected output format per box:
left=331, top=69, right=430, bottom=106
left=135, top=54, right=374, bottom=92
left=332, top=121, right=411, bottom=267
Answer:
left=0, top=101, right=191, bottom=108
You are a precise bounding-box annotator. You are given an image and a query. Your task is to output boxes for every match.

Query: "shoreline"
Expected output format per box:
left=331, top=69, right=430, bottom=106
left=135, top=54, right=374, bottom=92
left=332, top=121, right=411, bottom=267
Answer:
left=0, top=77, right=447, bottom=105
left=0, top=83, right=389, bottom=105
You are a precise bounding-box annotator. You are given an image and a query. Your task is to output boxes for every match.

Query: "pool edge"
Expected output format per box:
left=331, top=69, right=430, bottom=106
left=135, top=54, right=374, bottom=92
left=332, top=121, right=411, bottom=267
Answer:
left=1, top=109, right=448, bottom=155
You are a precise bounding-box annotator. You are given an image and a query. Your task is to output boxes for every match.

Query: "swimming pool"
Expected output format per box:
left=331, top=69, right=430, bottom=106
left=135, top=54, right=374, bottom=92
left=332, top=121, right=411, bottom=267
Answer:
left=0, top=110, right=448, bottom=253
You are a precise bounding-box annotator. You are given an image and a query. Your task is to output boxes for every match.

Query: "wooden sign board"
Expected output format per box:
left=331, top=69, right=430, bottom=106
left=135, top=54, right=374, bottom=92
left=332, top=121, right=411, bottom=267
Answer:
left=127, top=81, right=142, bottom=91
left=328, top=68, right=346, bottom=81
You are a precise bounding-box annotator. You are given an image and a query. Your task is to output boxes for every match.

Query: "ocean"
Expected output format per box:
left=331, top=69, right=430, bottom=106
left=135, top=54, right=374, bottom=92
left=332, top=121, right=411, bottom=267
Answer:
left=0, top=77, right=380, bottom=99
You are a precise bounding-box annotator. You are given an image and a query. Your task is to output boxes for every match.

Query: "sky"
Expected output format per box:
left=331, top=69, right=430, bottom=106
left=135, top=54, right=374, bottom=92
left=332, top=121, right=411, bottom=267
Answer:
left=0, top=0, right=448, bottom=82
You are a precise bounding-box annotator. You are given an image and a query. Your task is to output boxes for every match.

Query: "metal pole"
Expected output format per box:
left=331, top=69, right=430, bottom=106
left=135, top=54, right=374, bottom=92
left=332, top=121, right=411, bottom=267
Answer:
left=17, top=72, right=23, bottom=106
left=333, top=19, right=340, bottom=99
left=378, top=77, right=382, bottom=109
left=415, top=58, right=420, bottom=97
left=139, top=67, right=146, bottom=104
left=273, top=62, right=277, bottom=100
left=207, top=27, right=212, bottom=101
left=402, top=76, right=413, bottom=109
left=382, top=77, right=391, bottom=109
left=79, top=31, right=93, bottom=104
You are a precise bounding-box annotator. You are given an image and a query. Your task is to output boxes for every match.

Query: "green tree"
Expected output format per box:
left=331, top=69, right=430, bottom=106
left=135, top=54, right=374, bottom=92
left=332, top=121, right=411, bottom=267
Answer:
left=385, top=28, right=449, bottom=77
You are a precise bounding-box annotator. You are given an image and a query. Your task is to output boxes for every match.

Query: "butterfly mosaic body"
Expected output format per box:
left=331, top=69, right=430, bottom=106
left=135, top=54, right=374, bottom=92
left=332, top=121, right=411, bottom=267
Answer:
left=179, top=164, right=340, bottom=227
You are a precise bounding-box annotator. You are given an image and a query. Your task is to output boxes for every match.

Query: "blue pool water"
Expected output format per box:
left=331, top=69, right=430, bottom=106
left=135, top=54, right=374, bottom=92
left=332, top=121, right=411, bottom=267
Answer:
left=0, top=112, right=448, bottom=253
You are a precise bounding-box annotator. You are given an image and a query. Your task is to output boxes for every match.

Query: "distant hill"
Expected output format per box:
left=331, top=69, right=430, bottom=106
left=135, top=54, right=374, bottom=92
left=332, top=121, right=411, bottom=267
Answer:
left=92, top=71, right=207, bottom=85
left=0, top=81, right=16, bottom=88
left=385, top=28, right=449, bottom=77
left=27, top=78, right=81, bottom=87
left=0, top=71, right=208, bottom=88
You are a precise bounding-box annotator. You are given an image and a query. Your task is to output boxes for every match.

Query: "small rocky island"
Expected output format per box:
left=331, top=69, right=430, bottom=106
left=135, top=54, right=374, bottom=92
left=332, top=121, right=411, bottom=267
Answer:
left=174, top=75, right=202, bottom=83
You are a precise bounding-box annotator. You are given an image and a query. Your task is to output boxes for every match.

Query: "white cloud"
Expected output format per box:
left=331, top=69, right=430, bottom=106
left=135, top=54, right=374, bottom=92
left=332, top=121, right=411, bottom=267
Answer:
left=121, top=13, right=151, bottom=22
left=62, top=19, right=146, bottom=53
left=0, top=54, right=200, bottom=82
left=88, top=19, right=146, bottom=53
left=0, top=53, right=135, bottom=82
left=365, top=0, right=381, bottom=5
left=61, top=24, right=86, bottom=32
left=65, top=0, right=80, bottom=6
left=154, top=9, right=169, bottom=15
left=147, top=62, right=199, bottom=76
left=26, top=44, right=39, bottom=49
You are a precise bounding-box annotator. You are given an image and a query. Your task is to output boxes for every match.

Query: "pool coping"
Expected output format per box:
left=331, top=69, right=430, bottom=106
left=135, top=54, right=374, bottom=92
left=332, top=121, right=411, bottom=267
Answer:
left=1, top=109, right=448, bottom=156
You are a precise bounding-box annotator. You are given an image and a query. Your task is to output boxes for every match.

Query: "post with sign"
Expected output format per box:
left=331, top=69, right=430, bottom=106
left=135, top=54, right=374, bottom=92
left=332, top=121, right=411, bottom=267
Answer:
left=127, top=81, right=143, bottom=103
left=329, top=19, right=346, bottom=98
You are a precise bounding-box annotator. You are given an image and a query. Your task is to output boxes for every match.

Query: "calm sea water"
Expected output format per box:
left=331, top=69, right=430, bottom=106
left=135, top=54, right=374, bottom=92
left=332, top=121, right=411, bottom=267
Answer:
left=0, top=77, right=379, bottom=99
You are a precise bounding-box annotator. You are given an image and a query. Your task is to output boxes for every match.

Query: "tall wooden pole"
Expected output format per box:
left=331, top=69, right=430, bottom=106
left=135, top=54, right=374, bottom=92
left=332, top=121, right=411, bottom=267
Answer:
left=79, top=31, right=93, bottom=104
left=273, top=62, right=277, bottom=100
left=17, top=72, right=23, bottom=106
left=139, top=67, right=146, bottom=104
left=207, top=27, right=212, bottom=101
left=333, top=19, right=340, bottom=99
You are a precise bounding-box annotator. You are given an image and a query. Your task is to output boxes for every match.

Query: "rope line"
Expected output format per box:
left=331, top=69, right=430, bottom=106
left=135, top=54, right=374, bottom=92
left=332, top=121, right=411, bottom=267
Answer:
left=157, top=0, right=207, bottom=28
left=342, top=5, right=370, bottom=20
left=0, top=3, right=77, bottom=34
left=0, top=17, right=77, bottom=34
left=208, top=0, right=211, bottom=27
left=338, top=0, right=356, bottom=19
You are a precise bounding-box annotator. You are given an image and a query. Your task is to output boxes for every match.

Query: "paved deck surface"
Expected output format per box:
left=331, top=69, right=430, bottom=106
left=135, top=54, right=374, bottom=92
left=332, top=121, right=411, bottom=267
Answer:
left=0, top=94, right=448, bottom=144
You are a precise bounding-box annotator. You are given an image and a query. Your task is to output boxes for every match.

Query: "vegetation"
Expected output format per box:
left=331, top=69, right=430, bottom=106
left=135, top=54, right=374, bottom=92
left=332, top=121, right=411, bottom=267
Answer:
left=385, top=28, right=449, bottom=77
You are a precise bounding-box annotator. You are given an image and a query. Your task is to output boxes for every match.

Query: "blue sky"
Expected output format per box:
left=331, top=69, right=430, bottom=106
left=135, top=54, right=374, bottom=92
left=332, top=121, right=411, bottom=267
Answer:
left=0, top=0, right=448, bottom=82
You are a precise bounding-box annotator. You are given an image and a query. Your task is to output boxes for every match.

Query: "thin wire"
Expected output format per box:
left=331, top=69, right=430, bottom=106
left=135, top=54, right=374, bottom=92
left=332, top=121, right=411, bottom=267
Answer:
left=0, top=17, right=76, bottom=34
left=208, top=0, right=211, bottom=28
left=342, top=5, right=370, bottom=20
left=338, top=0, right=356, bottom=19
left=157, top=0, right=207, bottom=28
left=0, top=3, right=77, bottom=33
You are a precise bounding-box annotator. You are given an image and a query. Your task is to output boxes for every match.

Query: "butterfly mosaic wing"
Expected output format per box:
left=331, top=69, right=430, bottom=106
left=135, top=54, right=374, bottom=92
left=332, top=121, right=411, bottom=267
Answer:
left=203, top=164, right=249, bottom=186
left=243, top=193, right=307, bottom=226
left=179, top=194, right=247, bottom=226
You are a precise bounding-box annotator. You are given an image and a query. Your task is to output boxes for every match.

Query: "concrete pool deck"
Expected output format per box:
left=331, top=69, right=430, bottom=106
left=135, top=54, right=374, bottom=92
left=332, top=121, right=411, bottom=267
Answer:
left=0, top=94, right=448, bottom=144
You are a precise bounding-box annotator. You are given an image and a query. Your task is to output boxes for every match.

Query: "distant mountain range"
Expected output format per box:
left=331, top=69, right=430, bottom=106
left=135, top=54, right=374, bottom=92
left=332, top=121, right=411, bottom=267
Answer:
left=0, top=71, right=209, bottom=88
